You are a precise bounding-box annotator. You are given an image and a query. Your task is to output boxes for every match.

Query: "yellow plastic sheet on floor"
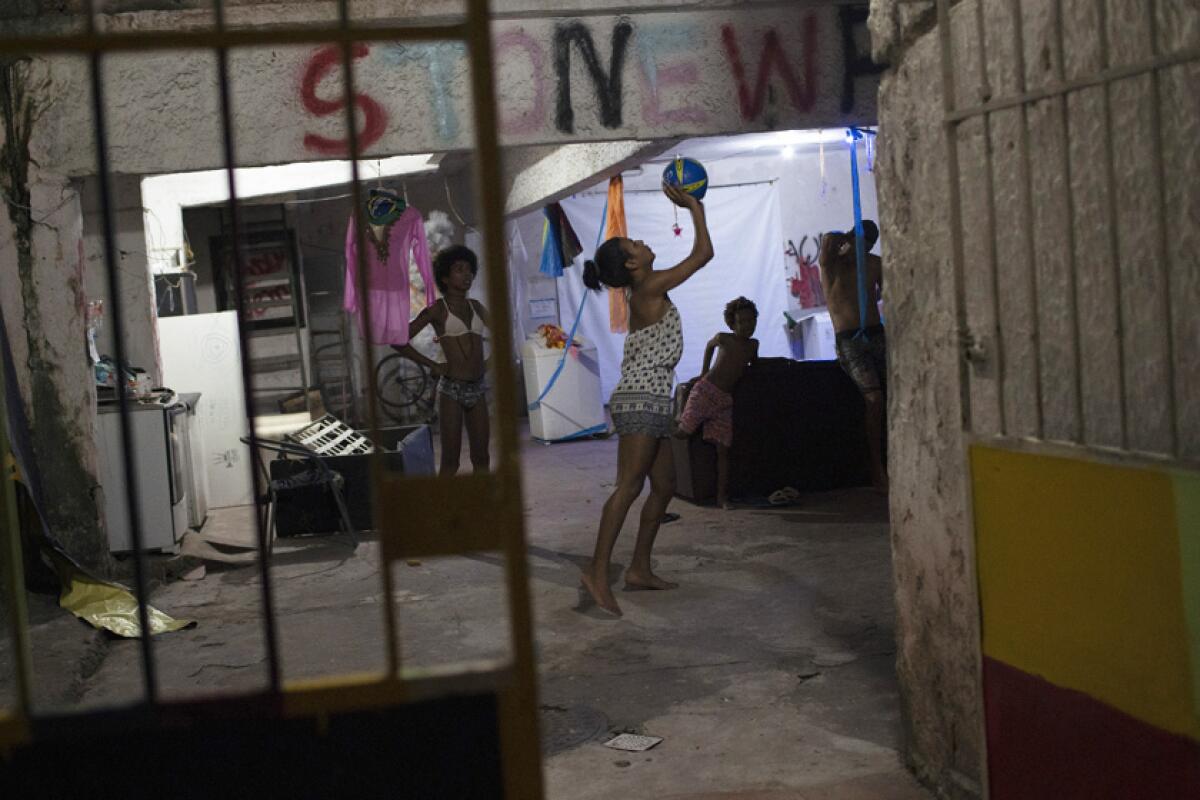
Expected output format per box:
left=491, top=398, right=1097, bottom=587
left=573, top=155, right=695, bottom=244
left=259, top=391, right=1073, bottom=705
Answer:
left=5, top=451, right=194, bottom=637
left=54, top=554, right=194, bottom=638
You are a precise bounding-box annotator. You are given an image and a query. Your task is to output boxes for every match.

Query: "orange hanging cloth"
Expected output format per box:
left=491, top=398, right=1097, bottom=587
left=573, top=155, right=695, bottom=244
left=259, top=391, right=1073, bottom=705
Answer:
left=605, top=176, right=630, bottom=334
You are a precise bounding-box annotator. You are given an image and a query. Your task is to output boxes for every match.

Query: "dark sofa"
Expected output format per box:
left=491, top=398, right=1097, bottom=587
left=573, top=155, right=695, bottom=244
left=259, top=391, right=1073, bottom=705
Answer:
left=672, top=358, right=873, bottom=504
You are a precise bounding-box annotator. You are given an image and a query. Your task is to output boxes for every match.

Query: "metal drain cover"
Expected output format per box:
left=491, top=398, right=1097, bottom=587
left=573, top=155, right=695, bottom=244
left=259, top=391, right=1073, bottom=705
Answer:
left=539, top=704, right=609, bottom=756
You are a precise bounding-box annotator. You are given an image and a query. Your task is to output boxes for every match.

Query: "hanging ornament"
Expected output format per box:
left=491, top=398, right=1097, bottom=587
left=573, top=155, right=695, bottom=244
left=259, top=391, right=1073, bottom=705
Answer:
left=672, top=205, right=682, bottom=237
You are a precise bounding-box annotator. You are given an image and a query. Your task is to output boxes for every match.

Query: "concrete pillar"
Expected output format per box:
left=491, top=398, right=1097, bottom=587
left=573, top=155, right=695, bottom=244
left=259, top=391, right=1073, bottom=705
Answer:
left=869, top=3, right=983, bottom=798
left=0, top=166, right=108, bottom=572
left=1, top=57, right=108, bottom=571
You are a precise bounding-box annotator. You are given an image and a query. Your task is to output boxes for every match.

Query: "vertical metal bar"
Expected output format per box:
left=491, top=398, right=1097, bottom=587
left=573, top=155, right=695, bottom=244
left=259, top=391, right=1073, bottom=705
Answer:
left=1096, top=0, right=1129, bottom=449
left=334, top=0, right=400, bottom=678
left=976, top=0, right=1007, bottom=435
left=1146, top=0, right=1179, bottom=456
left=937, top=0, right=973, bottom=432
left=212, top=0, right=282, bottom=692
left=1008, top=0, right=1044, bottom=439
left=0, top=364, right=32, bottom=714
left=464, top=2, right=545, bottom=797
left=83, top=0, right=158, bottom=703
left=1052, top=0, right=1085, bottom=444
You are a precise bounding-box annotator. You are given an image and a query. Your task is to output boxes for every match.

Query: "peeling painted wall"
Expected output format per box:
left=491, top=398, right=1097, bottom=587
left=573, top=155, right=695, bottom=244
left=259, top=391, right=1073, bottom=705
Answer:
left=970, top=444, right=1200, bottom=797
left=1, top=61, right=159, bottom=571
left=1, top=58, right=108, bottom=570
left=872, top=0, right=1200, bottom=797
left=33, top=4, right=880, bottom=175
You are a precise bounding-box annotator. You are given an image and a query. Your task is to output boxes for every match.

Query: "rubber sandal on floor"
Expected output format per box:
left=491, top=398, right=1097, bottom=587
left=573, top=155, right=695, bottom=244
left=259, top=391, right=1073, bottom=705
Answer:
left=768, top=487, right=801, bottom=506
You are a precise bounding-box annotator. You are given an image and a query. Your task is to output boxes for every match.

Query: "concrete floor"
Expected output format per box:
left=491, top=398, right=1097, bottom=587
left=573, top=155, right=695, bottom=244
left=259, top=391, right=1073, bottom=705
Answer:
left=3, top=431, right=928, bottom=799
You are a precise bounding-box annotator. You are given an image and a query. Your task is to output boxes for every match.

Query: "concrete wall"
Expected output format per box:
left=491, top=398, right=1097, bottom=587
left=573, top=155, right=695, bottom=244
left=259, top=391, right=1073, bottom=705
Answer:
left=0, top=58, right=110, bottom=571
left=871, top=0, right=1200, bottom=797
left=28, top=3, right=879, bottom=174
left=0, top=164, right=109, bottom=570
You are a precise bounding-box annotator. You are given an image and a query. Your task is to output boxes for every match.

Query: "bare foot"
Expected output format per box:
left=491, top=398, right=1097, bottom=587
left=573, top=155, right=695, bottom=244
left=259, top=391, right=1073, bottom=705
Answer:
left=580, top=570, right=622, bottom=617
left=624, top=570, right=679, bottom=591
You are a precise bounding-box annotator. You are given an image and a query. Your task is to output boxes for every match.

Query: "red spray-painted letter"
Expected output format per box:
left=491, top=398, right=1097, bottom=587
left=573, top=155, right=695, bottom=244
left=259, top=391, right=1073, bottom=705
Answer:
left=300, top=44, right=387, bottom=155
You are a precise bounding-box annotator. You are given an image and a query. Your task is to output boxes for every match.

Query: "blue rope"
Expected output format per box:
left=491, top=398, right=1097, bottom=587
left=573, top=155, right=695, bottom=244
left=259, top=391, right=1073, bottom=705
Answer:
left=528, top=290, right=588, bottom=411
left=848, top=127, right=870, bottom=340
left=528, top=197, right=609, bottom=412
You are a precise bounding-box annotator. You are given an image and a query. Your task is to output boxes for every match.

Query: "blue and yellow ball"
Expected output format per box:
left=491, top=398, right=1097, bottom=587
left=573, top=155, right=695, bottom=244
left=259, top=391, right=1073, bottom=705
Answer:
left=662, top=156, right=708, bottom=199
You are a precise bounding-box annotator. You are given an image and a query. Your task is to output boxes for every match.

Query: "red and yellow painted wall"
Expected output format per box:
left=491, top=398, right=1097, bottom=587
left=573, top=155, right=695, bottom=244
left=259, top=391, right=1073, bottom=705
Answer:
left=970, top=444, right=1199, bottom=798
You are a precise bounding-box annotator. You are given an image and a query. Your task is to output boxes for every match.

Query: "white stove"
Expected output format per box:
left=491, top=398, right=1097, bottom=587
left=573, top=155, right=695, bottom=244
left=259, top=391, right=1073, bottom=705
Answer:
left=95, top=394, right=189, bottom=553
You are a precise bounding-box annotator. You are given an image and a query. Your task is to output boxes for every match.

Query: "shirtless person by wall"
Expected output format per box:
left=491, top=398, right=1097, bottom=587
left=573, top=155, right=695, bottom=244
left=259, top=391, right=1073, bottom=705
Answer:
left=819, top=221, right=887, bottom=491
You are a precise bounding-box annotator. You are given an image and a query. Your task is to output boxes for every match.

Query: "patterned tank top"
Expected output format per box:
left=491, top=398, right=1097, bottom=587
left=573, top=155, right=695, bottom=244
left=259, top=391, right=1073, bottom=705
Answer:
left=610, top=303, right=684, bottom=418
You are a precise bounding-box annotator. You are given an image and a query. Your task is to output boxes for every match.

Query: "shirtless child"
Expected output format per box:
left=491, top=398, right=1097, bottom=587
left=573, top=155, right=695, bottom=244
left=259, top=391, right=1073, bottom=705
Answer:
left=675, top=297, right=759, bottom=508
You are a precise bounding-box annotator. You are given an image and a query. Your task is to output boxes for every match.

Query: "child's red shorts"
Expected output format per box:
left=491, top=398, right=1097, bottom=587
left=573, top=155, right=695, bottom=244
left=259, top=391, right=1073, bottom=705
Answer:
left=678, top=377, right=733, bottom=448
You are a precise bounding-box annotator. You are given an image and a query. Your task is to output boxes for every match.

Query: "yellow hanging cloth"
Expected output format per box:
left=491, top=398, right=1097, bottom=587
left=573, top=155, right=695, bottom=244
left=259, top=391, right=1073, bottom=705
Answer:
left=605, top=176, right=630, bottom=334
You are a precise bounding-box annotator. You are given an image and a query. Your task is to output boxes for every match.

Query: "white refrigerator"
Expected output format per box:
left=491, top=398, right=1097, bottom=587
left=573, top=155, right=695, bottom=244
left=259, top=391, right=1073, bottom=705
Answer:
left=157, top=312, right=254, bottom=508
left=521, top=337, right=605, bottom=442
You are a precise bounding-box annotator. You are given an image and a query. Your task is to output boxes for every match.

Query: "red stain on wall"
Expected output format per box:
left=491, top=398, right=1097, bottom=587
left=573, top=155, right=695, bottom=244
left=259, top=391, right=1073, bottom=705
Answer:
left=720, top=15, right=819, bottom=121
left=300, top=44, right=387, bottom=155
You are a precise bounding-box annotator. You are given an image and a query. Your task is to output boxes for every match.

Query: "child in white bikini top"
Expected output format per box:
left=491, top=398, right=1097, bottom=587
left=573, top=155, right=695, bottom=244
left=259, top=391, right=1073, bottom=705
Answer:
left=440, top=297, right=487, bottom=338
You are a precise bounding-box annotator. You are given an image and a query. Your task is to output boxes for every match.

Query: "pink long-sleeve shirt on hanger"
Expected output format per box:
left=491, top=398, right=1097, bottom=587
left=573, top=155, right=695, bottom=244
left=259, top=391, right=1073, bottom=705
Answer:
left=343, top=206, right=436, bottom=346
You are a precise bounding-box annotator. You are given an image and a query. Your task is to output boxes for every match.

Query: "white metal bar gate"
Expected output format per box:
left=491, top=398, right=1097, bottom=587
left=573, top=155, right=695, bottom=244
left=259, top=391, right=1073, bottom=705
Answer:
left=0, top=2, right=544, bottom=797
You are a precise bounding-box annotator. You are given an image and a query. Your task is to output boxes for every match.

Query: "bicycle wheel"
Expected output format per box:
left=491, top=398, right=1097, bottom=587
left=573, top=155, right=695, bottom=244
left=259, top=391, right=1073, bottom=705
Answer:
left=374, top=354, right=430, bottom=424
